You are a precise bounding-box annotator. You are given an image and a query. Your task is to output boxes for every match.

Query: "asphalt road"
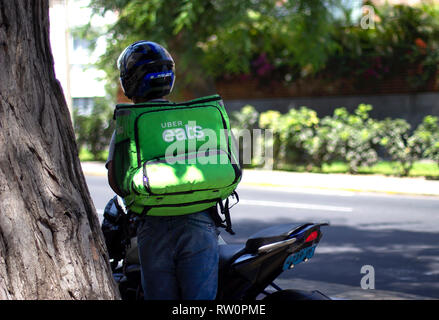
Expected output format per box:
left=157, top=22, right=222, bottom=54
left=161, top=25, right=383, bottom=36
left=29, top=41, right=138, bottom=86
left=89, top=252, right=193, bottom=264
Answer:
left=85, top=175, right=439, bottom=300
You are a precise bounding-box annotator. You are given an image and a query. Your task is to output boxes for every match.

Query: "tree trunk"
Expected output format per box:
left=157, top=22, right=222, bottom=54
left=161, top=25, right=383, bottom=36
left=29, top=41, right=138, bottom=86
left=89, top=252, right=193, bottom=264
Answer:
left=0, top=1, right=120, bottom=299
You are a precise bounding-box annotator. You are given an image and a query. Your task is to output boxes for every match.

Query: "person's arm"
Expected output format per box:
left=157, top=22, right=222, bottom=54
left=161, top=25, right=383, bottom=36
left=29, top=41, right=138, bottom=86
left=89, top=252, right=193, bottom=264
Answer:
left=106, top=131, right=124, bottom=196
left=107, top=160, right=124, bottom=197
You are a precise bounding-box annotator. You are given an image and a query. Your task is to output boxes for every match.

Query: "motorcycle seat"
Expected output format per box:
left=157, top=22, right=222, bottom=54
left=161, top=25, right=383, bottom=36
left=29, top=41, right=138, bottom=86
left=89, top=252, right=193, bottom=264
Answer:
left=218, top=244, right=245, bottom=271
left=245, top=223, right=311, bottom=253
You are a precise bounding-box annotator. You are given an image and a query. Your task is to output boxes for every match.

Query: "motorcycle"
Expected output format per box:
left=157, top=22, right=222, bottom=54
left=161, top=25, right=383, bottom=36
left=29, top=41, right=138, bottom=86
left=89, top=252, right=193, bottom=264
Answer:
left=101, top=196, right=331, bottom=301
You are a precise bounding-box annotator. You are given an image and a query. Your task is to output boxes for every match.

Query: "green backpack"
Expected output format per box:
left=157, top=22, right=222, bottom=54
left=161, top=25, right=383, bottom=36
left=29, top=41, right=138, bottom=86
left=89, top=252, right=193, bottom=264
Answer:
left=111, top=94, right=241, bottom=231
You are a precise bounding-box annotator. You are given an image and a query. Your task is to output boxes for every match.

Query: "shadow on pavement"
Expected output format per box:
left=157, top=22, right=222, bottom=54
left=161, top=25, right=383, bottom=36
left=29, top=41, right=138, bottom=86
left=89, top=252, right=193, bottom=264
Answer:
left=220, top=218, right=439, bottom=300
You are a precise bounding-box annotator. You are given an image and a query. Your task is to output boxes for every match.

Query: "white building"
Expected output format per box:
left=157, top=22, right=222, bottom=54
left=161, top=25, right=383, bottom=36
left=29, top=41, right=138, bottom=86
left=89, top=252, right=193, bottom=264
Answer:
left=49, top=0, right=116, bottom=115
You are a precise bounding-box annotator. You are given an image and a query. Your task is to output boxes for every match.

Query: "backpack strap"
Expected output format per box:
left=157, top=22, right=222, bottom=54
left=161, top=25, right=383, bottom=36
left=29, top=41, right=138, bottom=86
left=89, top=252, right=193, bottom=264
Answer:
left=215, top=191, right=239, bottom=235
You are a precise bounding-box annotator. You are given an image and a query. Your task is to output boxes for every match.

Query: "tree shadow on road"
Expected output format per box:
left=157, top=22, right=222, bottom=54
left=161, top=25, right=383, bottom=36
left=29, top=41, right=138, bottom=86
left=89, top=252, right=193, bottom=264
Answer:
left=220, top=217, right=439, bottom=299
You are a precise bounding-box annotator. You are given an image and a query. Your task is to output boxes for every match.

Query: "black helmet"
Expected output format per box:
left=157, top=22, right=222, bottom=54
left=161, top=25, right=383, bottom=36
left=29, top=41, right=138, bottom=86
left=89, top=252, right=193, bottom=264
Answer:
left=117, top=41, right=175, bottom=100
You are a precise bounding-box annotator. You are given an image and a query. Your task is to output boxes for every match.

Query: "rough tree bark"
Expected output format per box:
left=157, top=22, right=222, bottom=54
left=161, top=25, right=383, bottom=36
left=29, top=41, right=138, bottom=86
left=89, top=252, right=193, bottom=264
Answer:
left=0, top=1, right=120, bottom=299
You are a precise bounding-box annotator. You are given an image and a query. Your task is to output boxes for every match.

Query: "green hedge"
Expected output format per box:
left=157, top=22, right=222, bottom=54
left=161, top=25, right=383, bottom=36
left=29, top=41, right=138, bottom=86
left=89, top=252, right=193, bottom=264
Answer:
left=230, top=104, right=439, bottom=176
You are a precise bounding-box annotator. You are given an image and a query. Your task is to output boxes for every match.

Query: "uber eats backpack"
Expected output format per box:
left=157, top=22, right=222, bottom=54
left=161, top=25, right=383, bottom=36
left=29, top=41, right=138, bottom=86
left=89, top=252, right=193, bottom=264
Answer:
left=112, top=94, right=241, bottom=233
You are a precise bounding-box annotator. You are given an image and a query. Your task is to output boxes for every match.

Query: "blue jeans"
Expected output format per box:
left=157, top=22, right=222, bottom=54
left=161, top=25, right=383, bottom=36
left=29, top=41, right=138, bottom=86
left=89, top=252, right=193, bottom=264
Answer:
left=136, top=210, right=219, bottom=300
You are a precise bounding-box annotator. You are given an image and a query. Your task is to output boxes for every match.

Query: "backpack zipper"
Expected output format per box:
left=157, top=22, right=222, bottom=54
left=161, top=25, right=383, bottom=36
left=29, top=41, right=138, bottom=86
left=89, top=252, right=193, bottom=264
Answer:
left=115, top=95, right=222, bottom=111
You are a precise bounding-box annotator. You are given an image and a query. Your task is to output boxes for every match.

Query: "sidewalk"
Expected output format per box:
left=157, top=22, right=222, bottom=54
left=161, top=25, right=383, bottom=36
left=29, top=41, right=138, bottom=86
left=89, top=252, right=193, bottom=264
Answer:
left=81, top=162, right=439, bottom=197
left=240, top=168, right=439, bottom=197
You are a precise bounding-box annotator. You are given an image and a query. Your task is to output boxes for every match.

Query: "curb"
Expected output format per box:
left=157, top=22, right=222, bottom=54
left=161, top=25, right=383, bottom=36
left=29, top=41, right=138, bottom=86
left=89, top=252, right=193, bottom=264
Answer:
left=239, top=169, right=439, bottom=197
left=239, top=180, right=439, bottom=198
left=239, top=182, right=431, bottom=197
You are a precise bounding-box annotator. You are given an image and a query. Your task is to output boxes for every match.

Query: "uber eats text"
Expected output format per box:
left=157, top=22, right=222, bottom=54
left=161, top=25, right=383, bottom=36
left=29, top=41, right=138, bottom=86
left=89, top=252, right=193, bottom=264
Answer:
left=162, top=120, right=273, bottom=168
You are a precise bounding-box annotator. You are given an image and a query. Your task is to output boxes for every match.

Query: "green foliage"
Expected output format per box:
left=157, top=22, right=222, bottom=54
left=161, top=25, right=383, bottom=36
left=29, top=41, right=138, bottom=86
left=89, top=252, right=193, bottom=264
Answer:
left=321, top=160, right=439, bottom=177
left=258, top=107, right=320, bottom=169
left=82, top=0, right=348, bottom=98
left=231, top=103, right=439, bottom=176
left=276, top=107, right=319, bottom=166
left=230, top=105, right=260, bottom=168
left=73, top=97, right=115, bottom=161
left=415, top=115, right=439, bottom=165
left=311, top=104, right=381, bottom=173
left=303, top=121, right=333, bottom=170
left=232, top=105, right=320, bottom=169
left=259, top=110, right=283, bottom=168
left=327, top=3, right=439, bottom=88
left=258, top=105, right=380, bottom=172
left=230, top=104, right=259, bottom=131
left=378, top=115, right=439, bottom=176
left=80, top=1, right=439, bottom=100
left=379, top=118, right=422, bottom=176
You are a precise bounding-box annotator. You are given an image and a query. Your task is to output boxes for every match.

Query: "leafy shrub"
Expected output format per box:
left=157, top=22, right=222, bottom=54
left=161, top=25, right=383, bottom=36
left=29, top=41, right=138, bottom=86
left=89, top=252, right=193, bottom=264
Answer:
left=304, top=115, right=341, bottom=170
left=73, top=97, right=114, bottom=161
left=230, top=105, right=260, bottom=167
left=379, top=118, right=423, bottom=176
left=258, top=110, right=283, bottom=169
left=258, top=107, right=319, bottom=169
left=310, top=105, right=381, bottom=174
left=415, top=115, right=439, bottom=167
left=280, top=107, right=320, bottom=167
left=228, top=103, right=439, bottom=175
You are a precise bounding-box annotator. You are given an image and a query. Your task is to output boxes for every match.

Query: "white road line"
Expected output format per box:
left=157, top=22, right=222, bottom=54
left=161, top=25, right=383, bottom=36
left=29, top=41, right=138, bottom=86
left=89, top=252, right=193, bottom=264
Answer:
left=97, top=200, right=352, bottom=215
left=238, top=185, right=356, bottom=197
left=238, top=199, right=353, bottom=212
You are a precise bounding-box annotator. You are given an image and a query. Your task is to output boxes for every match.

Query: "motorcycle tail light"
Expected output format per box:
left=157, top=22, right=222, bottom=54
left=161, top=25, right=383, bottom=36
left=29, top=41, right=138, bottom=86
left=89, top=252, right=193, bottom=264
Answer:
left=305, top=231, right=318, bottom=243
